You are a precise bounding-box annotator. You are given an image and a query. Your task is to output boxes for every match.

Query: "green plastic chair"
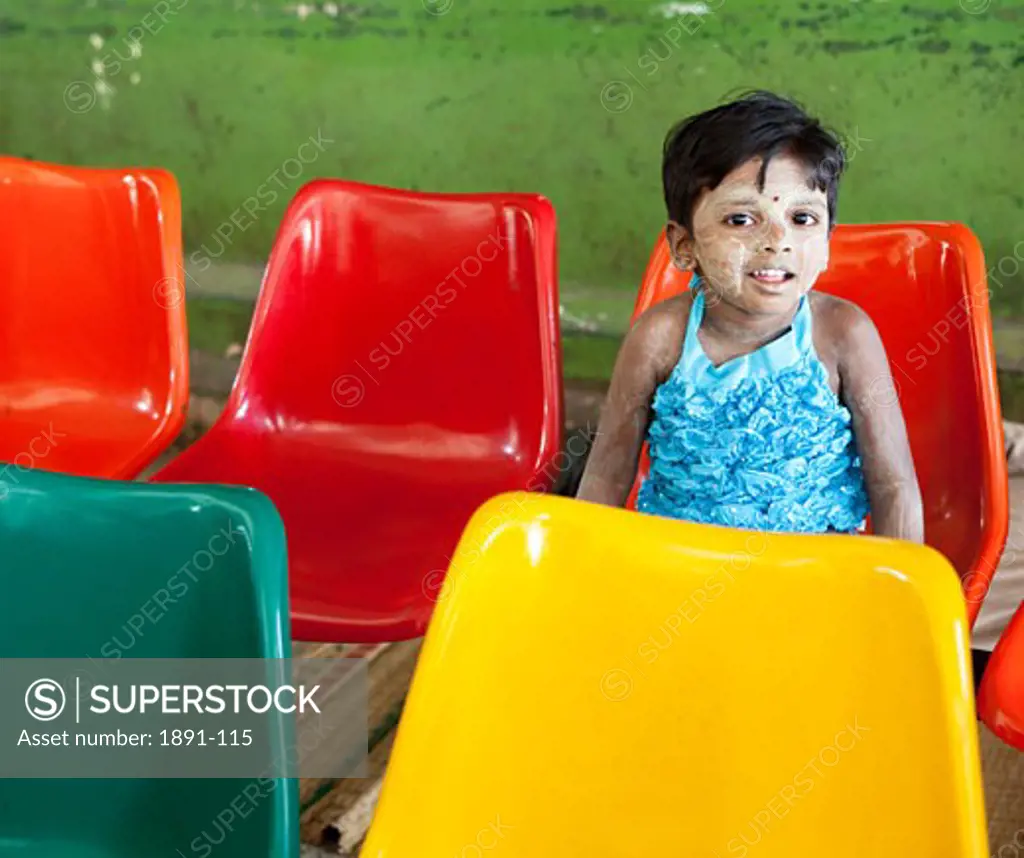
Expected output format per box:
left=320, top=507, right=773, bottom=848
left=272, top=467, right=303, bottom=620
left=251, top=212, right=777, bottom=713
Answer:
left=0, top=467, right=297, bottom=858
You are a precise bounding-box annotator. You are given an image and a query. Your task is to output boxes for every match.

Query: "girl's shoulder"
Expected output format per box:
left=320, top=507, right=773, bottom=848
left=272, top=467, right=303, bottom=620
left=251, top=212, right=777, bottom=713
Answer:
left=628, top=291, right=694, bottom=382
left=807, top=289, right=864, bottom=324
left=807, top=290, right=879, bottom=370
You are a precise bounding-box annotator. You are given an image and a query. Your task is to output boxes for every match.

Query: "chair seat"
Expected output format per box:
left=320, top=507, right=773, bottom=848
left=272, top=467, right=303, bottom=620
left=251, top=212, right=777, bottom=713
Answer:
left=361, top=493, right=990, bottom=857
left=978, top=601, right=1024, bottom=750
left=0, top=466, right=295, bottom=858
left=0, top=384, right=174, bottom=479
left=152, top=180, right=561, bottom=642
left=0, top=157, right=188, bottom=480
left=283, top=453, right=528, bottom=641
left=157, top=422, right=530, bottom=641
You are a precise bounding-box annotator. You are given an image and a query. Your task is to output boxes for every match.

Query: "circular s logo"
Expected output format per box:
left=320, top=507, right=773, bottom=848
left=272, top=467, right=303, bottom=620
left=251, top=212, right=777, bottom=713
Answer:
left=331, top=374, right=365, bottom=408
left=25, top=678, right=66, bottom=721
left=152, top=277, right=185, bottom=309
left=63, top=81, right=96, bottom=114
left=600, top=668, right=633, bottom=702
left=600, top=81, right=633, bottom=114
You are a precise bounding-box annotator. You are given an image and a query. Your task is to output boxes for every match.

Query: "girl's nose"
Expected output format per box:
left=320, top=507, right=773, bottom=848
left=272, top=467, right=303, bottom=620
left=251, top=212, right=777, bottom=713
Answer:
left=760, top=218, right=792, bottom=253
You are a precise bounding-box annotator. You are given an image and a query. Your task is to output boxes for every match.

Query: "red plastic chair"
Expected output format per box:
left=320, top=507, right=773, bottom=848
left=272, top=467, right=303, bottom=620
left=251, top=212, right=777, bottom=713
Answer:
left=626, top=224, right=1008, bottom=627
left=978, top=601, right=1024, bottom=750
left=0, top=157, right=188, bottom=480
left=153, top=179, right=562, bottom=642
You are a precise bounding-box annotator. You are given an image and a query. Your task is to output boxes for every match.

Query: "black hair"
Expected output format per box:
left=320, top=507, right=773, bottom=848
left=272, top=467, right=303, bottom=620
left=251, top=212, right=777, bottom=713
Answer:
left=662, top=90, right=846, bottom=233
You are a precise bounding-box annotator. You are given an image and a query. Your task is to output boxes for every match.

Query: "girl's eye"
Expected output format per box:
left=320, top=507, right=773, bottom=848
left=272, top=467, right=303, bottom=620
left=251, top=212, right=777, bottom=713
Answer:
left=726, top=213, right=755, bottom=227
left=792, top=211, right=819, bottom=226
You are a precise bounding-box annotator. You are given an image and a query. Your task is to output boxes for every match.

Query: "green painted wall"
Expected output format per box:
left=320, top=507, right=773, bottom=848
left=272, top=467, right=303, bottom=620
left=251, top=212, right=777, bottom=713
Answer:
left=1, top=0, right=1022, bottom=312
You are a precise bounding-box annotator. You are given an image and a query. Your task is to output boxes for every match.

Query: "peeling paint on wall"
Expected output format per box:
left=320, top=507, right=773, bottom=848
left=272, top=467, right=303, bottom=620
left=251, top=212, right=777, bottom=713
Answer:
left=0, top=0, right=1020, bottom=306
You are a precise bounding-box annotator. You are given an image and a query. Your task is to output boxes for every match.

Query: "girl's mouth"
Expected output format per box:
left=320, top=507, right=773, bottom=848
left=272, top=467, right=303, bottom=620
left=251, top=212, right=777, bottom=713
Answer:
left=748, top=268, right=795, bottom=285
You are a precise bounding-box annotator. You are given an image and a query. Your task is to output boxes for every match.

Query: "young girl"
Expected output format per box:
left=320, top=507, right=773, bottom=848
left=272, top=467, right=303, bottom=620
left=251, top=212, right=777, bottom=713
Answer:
left=577, top=91, right=924, bottom=541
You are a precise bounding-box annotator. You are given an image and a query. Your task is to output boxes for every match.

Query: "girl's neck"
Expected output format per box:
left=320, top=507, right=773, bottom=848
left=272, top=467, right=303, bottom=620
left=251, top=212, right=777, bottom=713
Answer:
left=700, top=291, right=801, bottom=345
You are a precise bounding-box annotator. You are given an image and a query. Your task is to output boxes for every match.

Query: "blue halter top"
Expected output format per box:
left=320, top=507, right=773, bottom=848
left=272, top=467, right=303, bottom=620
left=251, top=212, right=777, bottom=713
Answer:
left=636, top=282, right=870, bottom=533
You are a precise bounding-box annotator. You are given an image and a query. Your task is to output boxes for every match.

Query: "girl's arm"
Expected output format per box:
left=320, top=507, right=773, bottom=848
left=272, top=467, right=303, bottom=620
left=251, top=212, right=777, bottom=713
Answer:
left=576, top=305, right=682, bottom=507
left=836, top=303, right=925, bottom=543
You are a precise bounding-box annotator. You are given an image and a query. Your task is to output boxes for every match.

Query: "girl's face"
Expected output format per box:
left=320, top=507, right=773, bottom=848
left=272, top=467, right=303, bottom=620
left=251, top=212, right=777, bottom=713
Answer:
left=667, top=154, right=831, bottom=316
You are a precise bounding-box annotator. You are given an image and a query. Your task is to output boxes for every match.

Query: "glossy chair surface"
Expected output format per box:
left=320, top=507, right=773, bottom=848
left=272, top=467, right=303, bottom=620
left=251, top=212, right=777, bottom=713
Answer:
left=361, top=493, right=988, bottom=857
left=0, top=467, right=295, bottom=858
left=0, top=157, right=188, bottom=479
left=978, top=600, right=1024, bottom=751
left=154, top=179, right=562, bottom=642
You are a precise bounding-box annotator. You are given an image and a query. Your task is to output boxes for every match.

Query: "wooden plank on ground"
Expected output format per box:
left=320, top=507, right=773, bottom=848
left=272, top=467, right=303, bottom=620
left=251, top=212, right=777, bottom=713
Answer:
left=333, top=776, right=385, bottom=854
left=295, top=641, right=400, bottom=805
left=301, top=729, right=399, bottom=851
left=298, top=639, right=422, bottom=819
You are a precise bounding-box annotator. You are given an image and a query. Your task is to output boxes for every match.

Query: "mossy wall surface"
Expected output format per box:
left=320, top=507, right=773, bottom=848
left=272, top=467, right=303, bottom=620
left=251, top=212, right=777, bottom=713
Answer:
left=1, top=1, right=1021, bottom=307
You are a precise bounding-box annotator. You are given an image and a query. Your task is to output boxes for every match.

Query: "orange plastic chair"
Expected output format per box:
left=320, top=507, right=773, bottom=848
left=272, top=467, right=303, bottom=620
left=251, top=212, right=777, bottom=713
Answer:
left=0, top=157, right=188, bottom=479
left=361, top=492, right=989, bottom=856
left=625, top=224, right=1008, bottom=627
left=153, top=179, right=562, bottom=643
left=978, top=600, right=1024, bottom=750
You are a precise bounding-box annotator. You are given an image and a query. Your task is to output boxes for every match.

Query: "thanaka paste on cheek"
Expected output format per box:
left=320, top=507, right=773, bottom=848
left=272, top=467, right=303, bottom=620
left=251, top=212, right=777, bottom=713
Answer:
left=687, top=154, right=830, bottom=310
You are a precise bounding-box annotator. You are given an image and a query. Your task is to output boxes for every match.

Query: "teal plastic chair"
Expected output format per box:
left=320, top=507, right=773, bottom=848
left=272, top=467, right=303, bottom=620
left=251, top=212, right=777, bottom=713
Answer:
left=0, top=467, right=297, bottom=858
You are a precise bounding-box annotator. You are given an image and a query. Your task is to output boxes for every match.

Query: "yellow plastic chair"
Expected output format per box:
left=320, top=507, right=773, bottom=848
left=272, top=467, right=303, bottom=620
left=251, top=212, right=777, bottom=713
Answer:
left=361, top=493, right=988, bottom=858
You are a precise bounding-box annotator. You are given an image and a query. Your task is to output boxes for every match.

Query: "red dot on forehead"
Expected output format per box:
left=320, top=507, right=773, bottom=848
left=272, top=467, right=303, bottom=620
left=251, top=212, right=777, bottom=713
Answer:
left=772, top=195, right=780, bottom=202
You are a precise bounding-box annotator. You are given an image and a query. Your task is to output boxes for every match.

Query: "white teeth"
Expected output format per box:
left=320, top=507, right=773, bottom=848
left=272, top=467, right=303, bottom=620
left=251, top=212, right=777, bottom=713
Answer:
left=752, top=268, right=787, bottom=277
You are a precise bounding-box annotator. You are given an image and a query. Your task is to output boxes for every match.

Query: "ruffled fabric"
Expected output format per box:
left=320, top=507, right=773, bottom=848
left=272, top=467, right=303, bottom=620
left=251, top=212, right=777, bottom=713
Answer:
left=637, top=350, right=870, bottom=533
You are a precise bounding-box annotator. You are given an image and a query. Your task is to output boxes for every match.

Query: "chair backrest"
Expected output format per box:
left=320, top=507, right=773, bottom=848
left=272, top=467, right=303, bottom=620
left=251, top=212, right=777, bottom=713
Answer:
left=0, top=156, right=188, bottom=479
left=626, top=223, right=1008, bottom=626
left=0, top=468, right=295, bottom=857
left=222, top=179, right=561, bottom=484
left=362, top=493, right=989, bottom=857
left=978, top=600, right=1024, bottom=751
